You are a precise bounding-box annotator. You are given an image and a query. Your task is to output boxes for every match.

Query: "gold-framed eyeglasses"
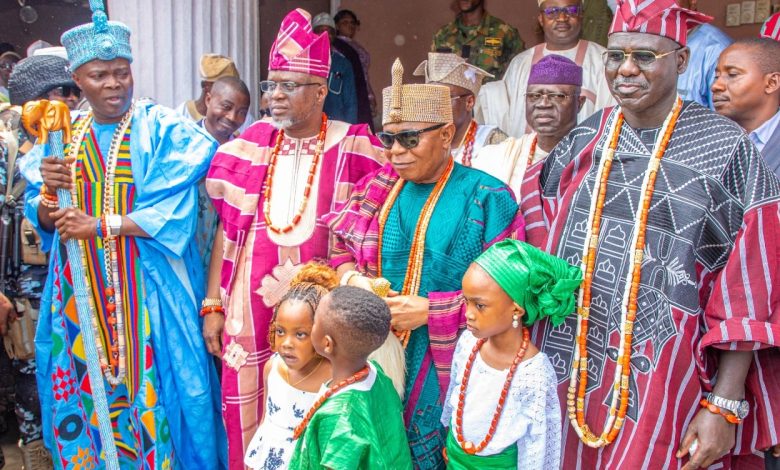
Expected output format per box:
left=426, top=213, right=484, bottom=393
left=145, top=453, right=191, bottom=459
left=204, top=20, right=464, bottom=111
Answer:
left=602, top=48, right=682, bottom=70
left=525, top=91, right=571, bottom=104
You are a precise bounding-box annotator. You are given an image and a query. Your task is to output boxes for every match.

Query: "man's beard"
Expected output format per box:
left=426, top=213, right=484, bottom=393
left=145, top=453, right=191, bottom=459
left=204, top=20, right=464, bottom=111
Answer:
left=270, top=117, right=294, bottom=129
left=269, top=104, right=318, bottom=131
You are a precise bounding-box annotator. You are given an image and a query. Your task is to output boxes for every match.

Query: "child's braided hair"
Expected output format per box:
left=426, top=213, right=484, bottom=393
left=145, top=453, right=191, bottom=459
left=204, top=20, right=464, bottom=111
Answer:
left=267, top=261, right=338, bottom=351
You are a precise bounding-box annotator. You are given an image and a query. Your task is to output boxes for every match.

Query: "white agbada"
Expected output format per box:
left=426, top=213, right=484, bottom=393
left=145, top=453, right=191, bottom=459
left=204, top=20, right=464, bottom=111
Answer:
left=475, top=40, right=614, bottom=137
left=470, top=132, right=548, bottom=197
left=441, top=330, right=561, bottom=469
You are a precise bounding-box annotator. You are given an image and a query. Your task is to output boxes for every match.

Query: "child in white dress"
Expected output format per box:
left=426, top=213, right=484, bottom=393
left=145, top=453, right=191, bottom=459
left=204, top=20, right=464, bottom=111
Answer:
left=441, top=240, right=582, bottom=469
left=244, top=262, right=337, bottom=470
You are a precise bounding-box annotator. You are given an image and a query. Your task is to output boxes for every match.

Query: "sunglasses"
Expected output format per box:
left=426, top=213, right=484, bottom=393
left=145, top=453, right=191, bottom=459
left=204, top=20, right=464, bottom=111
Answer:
left=376, top=123, right=445, bottom=149
left=49, top=86, right=81, bottom=98
left=541, top=5, right=582, bottom=18
left=602, top=48, right=681, bottom=70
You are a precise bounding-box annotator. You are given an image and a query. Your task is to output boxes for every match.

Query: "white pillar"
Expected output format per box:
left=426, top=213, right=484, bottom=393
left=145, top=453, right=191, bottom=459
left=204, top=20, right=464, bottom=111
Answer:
left=107, top=0, right=259, bottom=112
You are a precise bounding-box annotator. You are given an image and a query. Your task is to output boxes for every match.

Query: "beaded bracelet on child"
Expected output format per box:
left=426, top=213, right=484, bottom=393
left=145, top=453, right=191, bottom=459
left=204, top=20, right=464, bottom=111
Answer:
left=200, top=298, right=225, bottom=317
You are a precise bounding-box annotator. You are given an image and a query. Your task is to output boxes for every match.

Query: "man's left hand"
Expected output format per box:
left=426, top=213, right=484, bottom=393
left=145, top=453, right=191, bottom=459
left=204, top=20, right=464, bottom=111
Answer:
left=677, top=408, right=736, bottom=469
left=52, top=207, right=97, bottom=242
left=385, top=292, right=429, bottom=331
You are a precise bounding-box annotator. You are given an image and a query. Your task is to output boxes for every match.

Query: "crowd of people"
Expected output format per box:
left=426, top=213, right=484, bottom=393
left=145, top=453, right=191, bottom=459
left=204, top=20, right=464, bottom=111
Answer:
left=0, top=0, right=779, bottom=469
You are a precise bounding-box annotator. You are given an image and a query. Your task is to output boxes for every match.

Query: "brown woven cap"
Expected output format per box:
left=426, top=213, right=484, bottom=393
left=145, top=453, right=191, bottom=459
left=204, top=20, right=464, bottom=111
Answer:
left=412, top=52, right=492, bottom=96
left=382, top=58, right=452, bottom=125
left=200, top=53, right=240, bottom=81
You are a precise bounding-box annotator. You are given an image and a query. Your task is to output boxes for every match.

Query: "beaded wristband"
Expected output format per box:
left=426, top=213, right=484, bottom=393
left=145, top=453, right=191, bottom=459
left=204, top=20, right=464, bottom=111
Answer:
left=200, top=305, right=225, bottom=317
left=40, top=194, right=60, bottom=209
left=699, top=398, right=741, bottom=424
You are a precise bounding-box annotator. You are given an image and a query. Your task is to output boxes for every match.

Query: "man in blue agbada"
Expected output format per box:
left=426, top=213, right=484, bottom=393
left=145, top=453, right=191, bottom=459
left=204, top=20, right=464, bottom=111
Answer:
left=20, top=1, right=226, bottom=468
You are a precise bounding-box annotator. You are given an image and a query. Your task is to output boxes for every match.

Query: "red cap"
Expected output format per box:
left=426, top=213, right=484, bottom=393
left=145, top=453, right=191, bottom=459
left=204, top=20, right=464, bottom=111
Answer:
left=609, top=0, right=713, bottom=46
left=760, top=12, right=780, bottom=41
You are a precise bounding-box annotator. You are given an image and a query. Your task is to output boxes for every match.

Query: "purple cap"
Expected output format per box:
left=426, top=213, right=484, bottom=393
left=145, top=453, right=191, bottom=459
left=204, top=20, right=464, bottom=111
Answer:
left=528, top=54, right=583, bottom=87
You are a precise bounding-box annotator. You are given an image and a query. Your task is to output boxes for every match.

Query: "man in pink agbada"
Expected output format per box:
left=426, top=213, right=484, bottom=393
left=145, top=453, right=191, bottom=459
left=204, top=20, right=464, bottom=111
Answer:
left=203, top=9, right=383, bottom=468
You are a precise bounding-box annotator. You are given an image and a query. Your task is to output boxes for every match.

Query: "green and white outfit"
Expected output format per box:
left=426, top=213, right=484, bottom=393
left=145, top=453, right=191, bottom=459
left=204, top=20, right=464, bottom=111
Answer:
left=441, top=331, right=561, bottom=469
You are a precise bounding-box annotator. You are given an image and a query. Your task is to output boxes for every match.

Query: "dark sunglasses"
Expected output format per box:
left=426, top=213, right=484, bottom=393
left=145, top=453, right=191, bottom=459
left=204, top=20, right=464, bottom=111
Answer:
left=541, top=5, right=582, bottom=18
left=50, top=85, right=81, bottom=98
left=376, top=123, right=445, bottom=149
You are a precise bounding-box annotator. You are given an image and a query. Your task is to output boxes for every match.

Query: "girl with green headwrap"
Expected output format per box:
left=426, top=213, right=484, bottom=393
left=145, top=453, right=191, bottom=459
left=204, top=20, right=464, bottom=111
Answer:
left=440, top=239, right=582, bottom=469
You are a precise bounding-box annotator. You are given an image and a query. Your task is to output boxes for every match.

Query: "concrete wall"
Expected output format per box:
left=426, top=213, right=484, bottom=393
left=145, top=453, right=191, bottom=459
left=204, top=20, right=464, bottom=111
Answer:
left=336, top=0, right=774, bottom=100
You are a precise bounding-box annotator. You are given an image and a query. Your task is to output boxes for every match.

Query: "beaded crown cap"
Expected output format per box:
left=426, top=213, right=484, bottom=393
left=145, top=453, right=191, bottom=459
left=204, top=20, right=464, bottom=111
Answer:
left=412, top=52, right=493, bottom=97
left=382, top=59, right=452, bottom=125
left=61, top=0, right=133, bottom=72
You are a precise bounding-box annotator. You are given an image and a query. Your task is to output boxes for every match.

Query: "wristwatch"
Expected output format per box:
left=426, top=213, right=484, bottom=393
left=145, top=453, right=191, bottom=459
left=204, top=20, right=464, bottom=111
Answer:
left=106, top=214, right=123, bottom=238
left=706, top=393, right=749, bottom=420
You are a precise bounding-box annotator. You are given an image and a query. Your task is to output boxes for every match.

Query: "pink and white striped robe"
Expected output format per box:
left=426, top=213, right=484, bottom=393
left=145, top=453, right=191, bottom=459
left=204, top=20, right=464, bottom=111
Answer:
left=206, top=119, right=383, bottom=469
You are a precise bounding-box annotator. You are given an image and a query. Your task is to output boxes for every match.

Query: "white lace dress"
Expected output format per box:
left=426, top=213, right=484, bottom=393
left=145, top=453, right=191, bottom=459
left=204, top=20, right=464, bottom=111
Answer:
left=244, top=354, right=317, bottom=470
left=441, top=330, right=562, bottom=469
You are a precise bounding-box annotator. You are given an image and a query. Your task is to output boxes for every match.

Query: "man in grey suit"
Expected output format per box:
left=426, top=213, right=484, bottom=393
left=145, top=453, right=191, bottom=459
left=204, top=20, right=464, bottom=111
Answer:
left=712, top=37, right=780, bottom=178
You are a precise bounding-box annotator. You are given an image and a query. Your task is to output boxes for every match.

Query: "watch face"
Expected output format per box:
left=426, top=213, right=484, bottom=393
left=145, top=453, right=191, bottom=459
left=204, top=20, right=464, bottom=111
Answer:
left=737, top=400, right=749, bottom=419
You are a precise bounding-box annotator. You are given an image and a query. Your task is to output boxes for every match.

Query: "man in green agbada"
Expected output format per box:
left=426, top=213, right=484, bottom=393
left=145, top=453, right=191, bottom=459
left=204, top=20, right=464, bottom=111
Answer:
left=431, top=0, right=523, bottom=81
left=289, top=287, right=412, bottom=469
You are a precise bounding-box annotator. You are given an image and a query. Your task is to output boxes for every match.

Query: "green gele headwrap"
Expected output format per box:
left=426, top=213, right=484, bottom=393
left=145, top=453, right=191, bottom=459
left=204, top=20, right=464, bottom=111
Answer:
left=474, top=240, right=583, bottom=326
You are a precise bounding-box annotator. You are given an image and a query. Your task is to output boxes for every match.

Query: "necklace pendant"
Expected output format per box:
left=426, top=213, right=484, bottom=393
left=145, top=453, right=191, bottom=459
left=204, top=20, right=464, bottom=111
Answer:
left=463, top=441, right=476, bottom=454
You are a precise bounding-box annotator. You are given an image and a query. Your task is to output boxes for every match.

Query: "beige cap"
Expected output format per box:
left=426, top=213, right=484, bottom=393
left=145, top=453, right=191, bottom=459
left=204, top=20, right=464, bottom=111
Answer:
left=382, top=58, right=452, bottom=125
left=412, top=52, right=493, bottom=96
left=199, top=53, right=240, bottom=81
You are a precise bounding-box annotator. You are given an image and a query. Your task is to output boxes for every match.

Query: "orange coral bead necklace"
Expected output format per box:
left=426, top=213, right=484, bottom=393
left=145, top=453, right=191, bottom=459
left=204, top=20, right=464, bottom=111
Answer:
left=263, top=113, right=328, bottom=234
left=455, top=327, right=530, bottom=455
left=377, top=157, right=456, bottom=347
left=567, top=97, right=683, bottom=448
left=293, top=365, right=370, bottom=439
left=459, top=120, right=478, bottom=167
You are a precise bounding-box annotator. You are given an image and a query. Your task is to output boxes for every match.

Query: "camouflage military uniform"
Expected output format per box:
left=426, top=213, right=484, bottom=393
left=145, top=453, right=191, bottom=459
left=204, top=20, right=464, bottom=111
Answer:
left=0, top=107, right=46, bottom=451
left=431, top=13, right=524, bottom=81
left=581, top=0, right=613, bottom=47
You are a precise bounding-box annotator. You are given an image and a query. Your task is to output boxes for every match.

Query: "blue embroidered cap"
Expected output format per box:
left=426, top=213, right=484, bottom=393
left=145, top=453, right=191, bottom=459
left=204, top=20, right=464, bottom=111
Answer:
left=60, top=0, right=132, bottom=72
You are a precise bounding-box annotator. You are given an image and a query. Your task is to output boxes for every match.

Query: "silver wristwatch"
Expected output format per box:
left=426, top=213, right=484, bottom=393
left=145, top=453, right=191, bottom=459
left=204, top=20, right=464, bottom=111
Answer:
left=106, top=214, right=123, bottom=238
left=706, top=393, right=749, bottom=420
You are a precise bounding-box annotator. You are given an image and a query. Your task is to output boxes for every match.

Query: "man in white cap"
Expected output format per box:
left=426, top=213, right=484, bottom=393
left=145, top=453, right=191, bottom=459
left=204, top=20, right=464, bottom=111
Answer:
left=204, top=9, right=383, bottom=467
left=477, top=0, right=613, bottom=137
left=413, top=52, right=507, bottom=167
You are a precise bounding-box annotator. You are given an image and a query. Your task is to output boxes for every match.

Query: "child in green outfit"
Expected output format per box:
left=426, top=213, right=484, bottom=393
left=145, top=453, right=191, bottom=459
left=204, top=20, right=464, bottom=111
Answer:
left=289, top=286, right=413, bottom=469
left=441, top=239, right=582, bottom=469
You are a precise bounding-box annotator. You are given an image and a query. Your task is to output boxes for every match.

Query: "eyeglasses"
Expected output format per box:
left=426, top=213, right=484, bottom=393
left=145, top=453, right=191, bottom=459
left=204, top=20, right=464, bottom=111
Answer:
left=376, top=123, right=446, bottom=149
left=450, top=93, right=471, bottom=101
left=540, top=5, right=582, bottom=18
left=49, top=86, right=81, bottom=98
left=525, top=91, right=571, bottom=104
left=259, top=80, right=321, bottom=94
left=602, top=48, right=681, bottom=70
